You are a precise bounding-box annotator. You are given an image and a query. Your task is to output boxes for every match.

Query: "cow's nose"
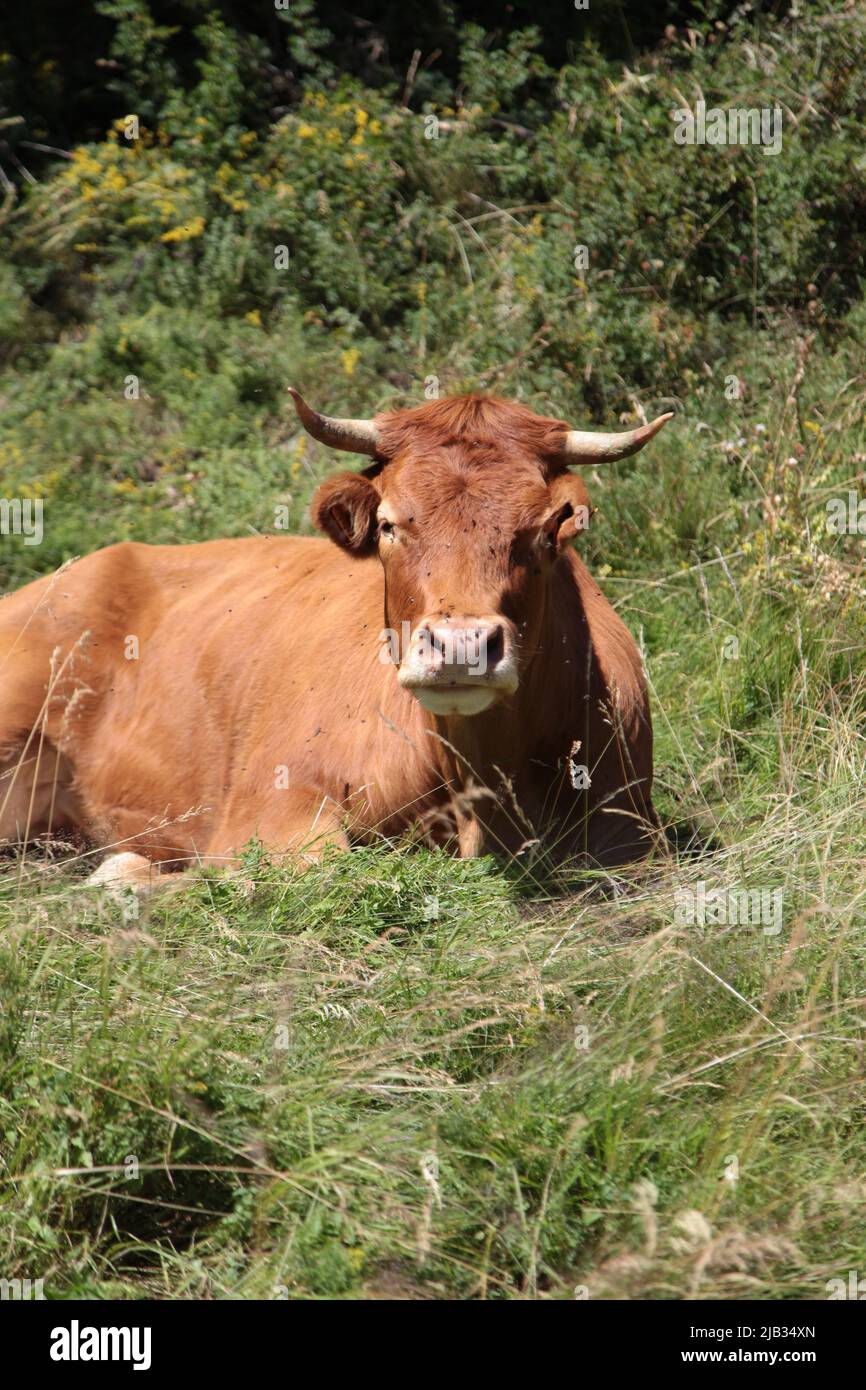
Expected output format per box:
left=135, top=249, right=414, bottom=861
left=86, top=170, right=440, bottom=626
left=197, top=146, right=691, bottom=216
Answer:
left=421, top=620, right=504, bottom=678
left=406, top=618, right=514, bottom=685
left=398, top=616, right=518, bottom=714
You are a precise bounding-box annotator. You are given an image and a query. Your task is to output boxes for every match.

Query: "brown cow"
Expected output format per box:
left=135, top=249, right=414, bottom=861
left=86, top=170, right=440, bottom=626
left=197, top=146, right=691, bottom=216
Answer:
left=0, top=392, right=671, bottom=887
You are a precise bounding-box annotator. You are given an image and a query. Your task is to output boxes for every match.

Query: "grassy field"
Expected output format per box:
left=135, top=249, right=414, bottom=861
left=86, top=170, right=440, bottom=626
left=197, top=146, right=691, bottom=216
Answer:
left=2, top=2, right=866, bottom=1299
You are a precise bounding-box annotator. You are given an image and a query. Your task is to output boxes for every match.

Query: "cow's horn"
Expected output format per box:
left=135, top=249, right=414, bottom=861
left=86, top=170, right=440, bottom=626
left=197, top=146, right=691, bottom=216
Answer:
left=559, top=412, right=673, bottom=463
left=288, top=388, right=381, bottom=456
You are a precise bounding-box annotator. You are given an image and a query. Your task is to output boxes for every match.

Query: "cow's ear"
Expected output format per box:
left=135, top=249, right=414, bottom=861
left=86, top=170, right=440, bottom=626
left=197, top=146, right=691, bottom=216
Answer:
left=312, top=472, right=380, bottom=555
left=543, top=473, right=594, bottom=549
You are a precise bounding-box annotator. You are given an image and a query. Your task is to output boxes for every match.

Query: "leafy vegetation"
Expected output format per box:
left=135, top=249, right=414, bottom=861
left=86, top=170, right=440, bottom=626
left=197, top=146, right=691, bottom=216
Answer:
left=1, top=1, right=866, bottom=1299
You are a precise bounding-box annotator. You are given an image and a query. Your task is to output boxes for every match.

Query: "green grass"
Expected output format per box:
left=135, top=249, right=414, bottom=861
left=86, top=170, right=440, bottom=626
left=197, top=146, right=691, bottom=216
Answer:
left=3, top=1, right=866, bottom=1300
left=3, top=519, right=866, bottom=1298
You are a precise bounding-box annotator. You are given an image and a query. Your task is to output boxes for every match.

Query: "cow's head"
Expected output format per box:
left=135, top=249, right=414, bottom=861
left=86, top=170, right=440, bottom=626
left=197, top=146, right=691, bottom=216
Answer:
left=291, top=390, right=671, bottom=717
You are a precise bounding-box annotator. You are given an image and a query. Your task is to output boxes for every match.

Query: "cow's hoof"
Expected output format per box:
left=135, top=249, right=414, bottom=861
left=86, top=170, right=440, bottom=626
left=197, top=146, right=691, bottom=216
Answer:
left=86, top=852, right=156, bottom=895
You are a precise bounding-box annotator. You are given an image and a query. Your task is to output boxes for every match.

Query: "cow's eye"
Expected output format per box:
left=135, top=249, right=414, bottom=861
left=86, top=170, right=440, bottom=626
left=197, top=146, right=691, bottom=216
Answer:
left=379, top=519, right=396, bottom=539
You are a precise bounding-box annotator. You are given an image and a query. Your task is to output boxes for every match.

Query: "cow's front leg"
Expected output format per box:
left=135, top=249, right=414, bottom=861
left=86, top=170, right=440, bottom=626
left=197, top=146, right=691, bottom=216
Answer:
left=87, top=785, right=349, bottom=896
left=206, top=784, right=350, bottom=868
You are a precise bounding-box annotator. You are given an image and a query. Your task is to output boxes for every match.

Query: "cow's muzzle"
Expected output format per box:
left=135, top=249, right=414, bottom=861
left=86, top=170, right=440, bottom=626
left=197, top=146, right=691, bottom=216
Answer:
left=398, top=616, right=518, bottom=716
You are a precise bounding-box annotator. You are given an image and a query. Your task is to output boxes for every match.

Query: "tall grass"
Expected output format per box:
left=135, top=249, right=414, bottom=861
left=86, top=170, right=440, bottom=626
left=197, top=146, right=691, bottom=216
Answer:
left=2, top=1, right=866, bottom=1299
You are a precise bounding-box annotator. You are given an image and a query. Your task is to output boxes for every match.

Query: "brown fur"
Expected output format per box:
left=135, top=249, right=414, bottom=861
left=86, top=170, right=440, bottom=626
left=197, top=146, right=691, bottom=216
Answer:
left=0, top=395, right=658, bottom=871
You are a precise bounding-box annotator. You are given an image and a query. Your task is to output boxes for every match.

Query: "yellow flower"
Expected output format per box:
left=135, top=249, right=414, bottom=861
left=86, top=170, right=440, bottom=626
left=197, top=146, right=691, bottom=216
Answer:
left=341, top=348, right=361, bottom=376
left=72, top=148, right=102, bottom=178
left=103, top=168, right=127, bottom=193
left=244, top=309, right=262, bottom=327
left=296, top=123, right=316, bottom=139
left=290, top=437, right=306, bottom=479
left=355, top=109, right=369, bottom=128
left=161, top=216, right=206, bottom=243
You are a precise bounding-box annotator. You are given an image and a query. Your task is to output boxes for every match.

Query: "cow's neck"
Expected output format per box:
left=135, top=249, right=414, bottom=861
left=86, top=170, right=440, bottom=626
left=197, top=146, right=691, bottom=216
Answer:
left=431, top=569, right=571, bottom=851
